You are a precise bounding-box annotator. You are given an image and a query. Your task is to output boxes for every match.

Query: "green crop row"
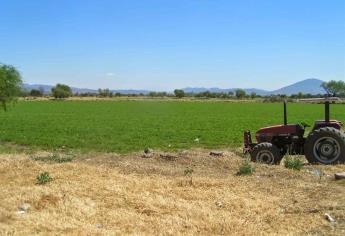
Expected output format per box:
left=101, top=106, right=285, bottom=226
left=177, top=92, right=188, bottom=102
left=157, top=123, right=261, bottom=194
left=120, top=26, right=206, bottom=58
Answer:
left=0, top=100, right=343, bottom=153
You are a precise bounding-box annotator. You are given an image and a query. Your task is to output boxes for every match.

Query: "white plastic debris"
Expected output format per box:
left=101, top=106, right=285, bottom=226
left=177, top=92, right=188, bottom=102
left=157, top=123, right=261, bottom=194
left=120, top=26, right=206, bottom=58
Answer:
left=325, top=213, right=336, bottom=223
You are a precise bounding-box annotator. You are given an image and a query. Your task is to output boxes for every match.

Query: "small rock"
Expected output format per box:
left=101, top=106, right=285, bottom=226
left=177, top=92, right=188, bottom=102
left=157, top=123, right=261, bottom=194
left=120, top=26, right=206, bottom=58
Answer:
left=141, top=153, right=153, bottom=158
left=144, top=148, right=153, bottom=154
left=96, top=223, right=103, bottom=229
left=210, top=151, right=224, bottom=157
left=16, top=210, right=26, bottom=215
left=335, top=172, right=345, bottom=180
left=18, top=203, right=31, bottom=212
left=325, top=213, right=336, bottom=223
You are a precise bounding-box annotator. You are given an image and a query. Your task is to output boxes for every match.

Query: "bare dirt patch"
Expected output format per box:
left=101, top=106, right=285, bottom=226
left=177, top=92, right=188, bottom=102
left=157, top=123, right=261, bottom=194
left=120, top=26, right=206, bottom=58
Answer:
left=0, top=149, right=344, bottom=235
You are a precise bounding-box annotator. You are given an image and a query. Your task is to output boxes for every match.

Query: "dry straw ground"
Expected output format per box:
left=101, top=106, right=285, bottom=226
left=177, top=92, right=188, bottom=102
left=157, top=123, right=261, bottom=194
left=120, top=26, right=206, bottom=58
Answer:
left=0, top=149, right=344, bottom=235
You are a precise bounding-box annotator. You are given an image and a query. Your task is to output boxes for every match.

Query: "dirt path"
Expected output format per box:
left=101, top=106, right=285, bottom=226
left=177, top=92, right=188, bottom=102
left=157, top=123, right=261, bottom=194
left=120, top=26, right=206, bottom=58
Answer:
left=0, top=149, right=344, bottom=235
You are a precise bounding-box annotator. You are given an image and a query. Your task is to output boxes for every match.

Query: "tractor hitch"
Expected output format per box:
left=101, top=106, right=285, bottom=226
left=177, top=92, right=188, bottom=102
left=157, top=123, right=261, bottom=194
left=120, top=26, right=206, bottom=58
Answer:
left=243, top=130, right=256, bottom=154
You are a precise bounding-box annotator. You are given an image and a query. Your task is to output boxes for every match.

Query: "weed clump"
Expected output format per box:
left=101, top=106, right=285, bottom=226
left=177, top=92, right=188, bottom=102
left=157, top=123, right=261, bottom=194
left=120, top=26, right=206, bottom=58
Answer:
left=36, top=172, right=53, bottom=185
left=184, top=167, right=194, bottom=185
left=237, top=160, right=255, bottom=176
left=284, top=156, right=304, bottom=171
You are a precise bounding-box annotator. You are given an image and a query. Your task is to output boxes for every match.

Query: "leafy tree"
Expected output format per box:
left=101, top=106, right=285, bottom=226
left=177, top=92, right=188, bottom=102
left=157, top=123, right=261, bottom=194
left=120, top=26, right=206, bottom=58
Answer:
left=297, top=92, right=304, bottom=99
left=321, top=80, right=345, bottom=97
left=98, top=88, right=113, bottom=97
left=228, top=91, right=234, bottom=97
left=148, top=91, right=167, bottom=97
left=30, top=89, right=43, bottom=97
left=0, top=64, right=23, bottom=111
left=235, top=89, right=246, bottom=99
left=51, top=84, right=72, bottom=99
left=174, top=89, right=185, bottom=98
left=250, top=92, right=257, bottom=99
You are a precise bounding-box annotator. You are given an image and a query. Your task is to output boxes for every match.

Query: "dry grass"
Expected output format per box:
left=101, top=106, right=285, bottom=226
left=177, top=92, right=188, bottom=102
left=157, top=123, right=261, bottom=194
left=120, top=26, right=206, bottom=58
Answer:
left=0, top=149, right=344, bottom=235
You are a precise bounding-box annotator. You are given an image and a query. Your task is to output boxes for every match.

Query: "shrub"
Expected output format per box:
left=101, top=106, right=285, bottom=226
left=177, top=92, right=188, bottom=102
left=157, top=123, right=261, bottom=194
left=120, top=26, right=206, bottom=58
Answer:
left=0, top=64, right=23, bottom=111
left=174, top=89, right=185, bottom=98
left=284, top=156, right=304, bottom=170
left=51, top=84, right=72, bottom=99
left=29, top=89, right=43, bottom=97
left=184, top=167, right=194, bottom=185
left=237, top=160, right=255, bottom=175
left=36, top=172, right=53, bottom=185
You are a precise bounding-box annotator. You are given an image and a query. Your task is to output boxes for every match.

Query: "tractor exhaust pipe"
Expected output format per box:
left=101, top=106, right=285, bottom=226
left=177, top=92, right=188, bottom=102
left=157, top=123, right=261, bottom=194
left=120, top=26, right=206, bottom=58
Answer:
left=284, top=101, right=287, bottom=125
left=325, top=101, right=330, bottom=122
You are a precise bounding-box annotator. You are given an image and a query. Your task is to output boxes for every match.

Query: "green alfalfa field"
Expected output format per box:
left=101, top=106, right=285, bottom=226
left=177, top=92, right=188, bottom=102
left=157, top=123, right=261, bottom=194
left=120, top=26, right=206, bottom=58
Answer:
left=0, top=100, right=344, bottom=153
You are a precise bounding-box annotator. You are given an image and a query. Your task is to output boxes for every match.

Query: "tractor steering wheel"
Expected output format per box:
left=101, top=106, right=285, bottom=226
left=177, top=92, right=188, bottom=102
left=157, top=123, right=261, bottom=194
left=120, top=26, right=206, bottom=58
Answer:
left=300, top=122, right=311, bottom=129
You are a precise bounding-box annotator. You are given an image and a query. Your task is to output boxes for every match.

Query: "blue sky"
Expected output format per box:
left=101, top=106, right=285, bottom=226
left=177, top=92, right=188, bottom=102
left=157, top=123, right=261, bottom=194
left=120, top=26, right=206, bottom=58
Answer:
left=1, top=0, right=344, bottom=91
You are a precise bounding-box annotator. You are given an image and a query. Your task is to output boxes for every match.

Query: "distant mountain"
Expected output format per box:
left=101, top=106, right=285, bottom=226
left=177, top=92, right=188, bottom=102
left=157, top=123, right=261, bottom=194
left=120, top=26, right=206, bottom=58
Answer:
left=23, top=84, right=54, bottom=93
left=270, top=78, right=324, bottom=95
left=23, top=84, right=150, bottom=95
left=182, top=78, right=325, bottom=96
left=182, top=87, right=269, bottom=95
left=23, top=78, right=326, bottom=96
left=111, top=89, right=150, bottom=95
left=23, top=84, right=96, bottom=94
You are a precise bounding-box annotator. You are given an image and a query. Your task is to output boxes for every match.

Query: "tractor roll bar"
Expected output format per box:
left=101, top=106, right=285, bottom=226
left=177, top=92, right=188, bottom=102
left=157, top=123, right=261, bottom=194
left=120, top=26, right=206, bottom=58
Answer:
left=284, top=101, right=287, bottom=125
left=325, top=101, right=330, bottom=123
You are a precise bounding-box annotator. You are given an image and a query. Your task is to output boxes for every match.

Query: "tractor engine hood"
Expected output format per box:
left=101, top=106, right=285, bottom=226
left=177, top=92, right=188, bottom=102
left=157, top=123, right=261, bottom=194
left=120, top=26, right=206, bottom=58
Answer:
left=255, top=124, right=303, bottom=143
left=256, top=124, right=301, bottom=135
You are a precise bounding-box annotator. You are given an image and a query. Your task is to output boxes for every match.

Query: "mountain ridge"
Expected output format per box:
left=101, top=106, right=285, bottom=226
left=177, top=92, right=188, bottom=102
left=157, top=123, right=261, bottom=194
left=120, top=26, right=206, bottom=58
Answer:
left=182, top=78, right=324, bottom=95
left=23, top=78, right=325, bottom=96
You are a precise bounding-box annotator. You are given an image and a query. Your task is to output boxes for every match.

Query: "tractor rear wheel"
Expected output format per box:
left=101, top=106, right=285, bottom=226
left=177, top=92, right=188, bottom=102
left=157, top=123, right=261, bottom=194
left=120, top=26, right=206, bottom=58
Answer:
left=304, top=127, right=345, bottom=164
left=250, top=143, right=282, bottom=165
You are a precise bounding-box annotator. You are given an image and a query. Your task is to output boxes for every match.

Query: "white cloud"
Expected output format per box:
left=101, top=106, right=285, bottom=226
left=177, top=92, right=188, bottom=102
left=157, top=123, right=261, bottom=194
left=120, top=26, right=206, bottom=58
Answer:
left=106, top=72, right=115, bottom=77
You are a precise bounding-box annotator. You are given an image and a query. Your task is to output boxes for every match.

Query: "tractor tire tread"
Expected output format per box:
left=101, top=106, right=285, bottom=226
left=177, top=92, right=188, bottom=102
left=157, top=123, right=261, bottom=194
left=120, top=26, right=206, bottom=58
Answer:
left=304, top=127, right=345, bottom=164
left=251, top=142, right=282, bottom=165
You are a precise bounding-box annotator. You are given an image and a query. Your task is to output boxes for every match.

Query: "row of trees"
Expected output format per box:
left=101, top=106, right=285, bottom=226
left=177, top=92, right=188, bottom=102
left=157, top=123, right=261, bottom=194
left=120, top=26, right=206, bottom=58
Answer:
left=24, top=81, right=345, bottom=100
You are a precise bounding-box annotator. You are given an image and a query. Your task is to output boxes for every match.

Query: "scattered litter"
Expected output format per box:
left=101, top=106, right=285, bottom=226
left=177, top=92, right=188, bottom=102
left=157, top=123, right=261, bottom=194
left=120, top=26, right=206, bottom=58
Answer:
left=17, top=203, right=31, bottom=214
left=215, top=201, right=224, bottom=208
left=18, top=203, right=31, bottom=212
left=306, top=168, right=324, bottom=180
left=194, top=138, right=200, bottom=143
left=210, top=151, right=224, bottom=157
left=335, top=172, right=345, bottom=180
left=325, top=213, right=336, bottom=223
left=96, top=223, right=103, bottom=229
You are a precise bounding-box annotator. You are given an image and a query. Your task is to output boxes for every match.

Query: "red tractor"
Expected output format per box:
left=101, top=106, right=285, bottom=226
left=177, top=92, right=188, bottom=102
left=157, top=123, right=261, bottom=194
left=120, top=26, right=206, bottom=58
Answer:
left=244, top=98, right=345, bottom=165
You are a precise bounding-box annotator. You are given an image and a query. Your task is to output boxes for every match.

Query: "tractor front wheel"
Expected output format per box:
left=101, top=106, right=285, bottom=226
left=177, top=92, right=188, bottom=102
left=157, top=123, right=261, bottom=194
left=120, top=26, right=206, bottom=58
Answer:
left=250, top=143, right=282, bottom=165
left=304, top=127, right=345, bottom=164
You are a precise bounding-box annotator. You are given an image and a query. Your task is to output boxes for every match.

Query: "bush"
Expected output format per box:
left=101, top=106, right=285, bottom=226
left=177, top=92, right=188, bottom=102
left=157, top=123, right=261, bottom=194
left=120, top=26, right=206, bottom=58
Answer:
left=29, top=89, right=43, bottom=97
left=284, top=156, right=304, bottom=170
left=237, top=160, right=255, bottom=175
left=184, top=167, right=194, bottom=185
left=36, top=172, right=53, bottom=185
left=174, top=89, right=185, bottom=98
left=51, top=84, right=72, bottom=99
